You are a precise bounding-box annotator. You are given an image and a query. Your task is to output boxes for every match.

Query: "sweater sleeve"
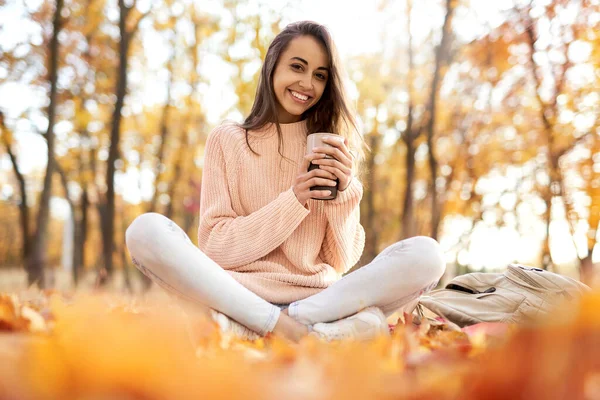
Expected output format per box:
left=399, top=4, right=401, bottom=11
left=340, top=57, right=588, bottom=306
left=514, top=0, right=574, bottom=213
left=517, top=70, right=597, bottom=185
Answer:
left=197, top=125, right=310, bottom=269
left=319, top=178, right=366, bottom=274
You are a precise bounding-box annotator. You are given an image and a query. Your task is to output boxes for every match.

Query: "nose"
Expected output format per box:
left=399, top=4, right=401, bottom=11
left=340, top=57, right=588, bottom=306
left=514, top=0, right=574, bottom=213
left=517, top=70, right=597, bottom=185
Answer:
left=298, top=74, right=313, bottom=91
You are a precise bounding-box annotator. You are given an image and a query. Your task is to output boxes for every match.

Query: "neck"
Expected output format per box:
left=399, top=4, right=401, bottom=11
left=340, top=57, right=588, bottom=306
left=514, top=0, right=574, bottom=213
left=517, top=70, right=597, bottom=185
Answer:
left=278, top=115, right=301, bottom=123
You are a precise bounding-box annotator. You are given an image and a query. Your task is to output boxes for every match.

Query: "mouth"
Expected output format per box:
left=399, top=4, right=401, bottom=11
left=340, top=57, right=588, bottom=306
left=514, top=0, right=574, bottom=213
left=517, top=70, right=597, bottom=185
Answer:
left=288, top=89, right=312, bottom=104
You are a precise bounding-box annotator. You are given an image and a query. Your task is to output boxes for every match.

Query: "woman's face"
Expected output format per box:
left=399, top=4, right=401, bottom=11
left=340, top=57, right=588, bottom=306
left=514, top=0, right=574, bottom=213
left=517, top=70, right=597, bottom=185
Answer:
left=272, top=35, right=330, bottom=124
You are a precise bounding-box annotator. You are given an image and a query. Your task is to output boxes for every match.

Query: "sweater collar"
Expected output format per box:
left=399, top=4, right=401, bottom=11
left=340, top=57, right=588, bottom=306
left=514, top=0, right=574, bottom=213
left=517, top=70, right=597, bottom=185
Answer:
left=250, top=120, right=308, bottom=143
left=279, top=119, right=308, bottom=143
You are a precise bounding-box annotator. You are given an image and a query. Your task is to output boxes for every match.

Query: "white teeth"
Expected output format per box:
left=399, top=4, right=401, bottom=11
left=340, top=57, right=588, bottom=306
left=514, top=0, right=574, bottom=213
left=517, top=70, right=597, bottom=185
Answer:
left=291, top=90, right=309, bottom=101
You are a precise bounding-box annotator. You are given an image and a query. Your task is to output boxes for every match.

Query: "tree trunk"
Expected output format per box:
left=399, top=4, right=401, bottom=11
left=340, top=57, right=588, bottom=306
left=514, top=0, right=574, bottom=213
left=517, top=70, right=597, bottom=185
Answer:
left=17, top=173, right=30, bottom=266
left=100, top=0, right=132, bottom=286
left=541, top=192, right=553, bottom=271
left=73, top=132, right=90, bottom=285
left=148, top=38, right=176, bottom=213
left=183, top=178, right=201, bottom=238
left=401, top=0, right=418, bottom=240
left=0, top=113, right=31, bottom=268
left=359, top=130, right=379, bottom=266
left=73, top=188, right=88, bottom=285
left=183, top=209, right=195, bottom=239
left=425, top=0, right=454, bottom=240
left=26, top=0, right=64, bottom=287
left=580, top=253, right=594, bottom=285
left=75, top=28, right=98, bottom=287
left=165, top=139, right=185, bottom=220
left=147, top=111, right=170, bottom=213
left=402, top=135, right=416, bottom=239
left=121, top=238, right=133, bottom=293
left=119, top=197, right=133, bottom=293
left=56, top=162, right=76, bottom=288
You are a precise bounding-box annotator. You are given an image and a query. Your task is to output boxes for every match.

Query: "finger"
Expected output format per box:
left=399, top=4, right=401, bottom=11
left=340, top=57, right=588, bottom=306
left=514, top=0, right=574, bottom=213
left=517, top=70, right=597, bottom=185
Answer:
left=319, top=165, right=351, bottom=190
left=314, top=146, right=351, bottom=168
left=307, top=177, right=338, bottom=187
left=301, top=153, right=326, bottom=172
left=318, top=165, right=344, bottom=181
left=311, top=158, right=351, bottom=175
left=322, top=137, right=352, bottom=163
left=321, top=136, right=345, bottom=148
left=298, top=170, right=337, bottom=185
left=308, top=168, right=337, bottom=180
left=298, top=168, right=336, bottom=184
left=300, top=178, right=337, bottom=192
left=312, top=145, right=339, bottom=159
left=300, top=154, right=311, bottom=173
left=310, top=190, right=334, bottom=199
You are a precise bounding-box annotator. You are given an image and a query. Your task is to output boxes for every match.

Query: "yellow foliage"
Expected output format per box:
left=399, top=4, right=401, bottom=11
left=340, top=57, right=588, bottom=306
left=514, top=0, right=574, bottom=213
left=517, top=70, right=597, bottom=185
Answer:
left=0, top=293, right=49, bottom=333
left=461, top=22, right=521, bottom=79
left=0, top=290, right=599, bottom=399
left=0, top=125, right=15, bottom=148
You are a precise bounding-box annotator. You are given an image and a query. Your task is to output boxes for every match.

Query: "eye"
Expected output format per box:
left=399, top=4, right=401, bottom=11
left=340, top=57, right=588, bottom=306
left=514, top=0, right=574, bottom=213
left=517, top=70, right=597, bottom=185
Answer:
left=315, top=73, right=328, bottom=81
left=291, top=63, right=303, bottom=71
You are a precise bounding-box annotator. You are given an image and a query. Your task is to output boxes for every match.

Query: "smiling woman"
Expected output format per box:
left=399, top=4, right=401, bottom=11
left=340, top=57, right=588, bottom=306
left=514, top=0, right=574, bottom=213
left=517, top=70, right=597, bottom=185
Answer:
left=125, top=20, right=446, bottom=345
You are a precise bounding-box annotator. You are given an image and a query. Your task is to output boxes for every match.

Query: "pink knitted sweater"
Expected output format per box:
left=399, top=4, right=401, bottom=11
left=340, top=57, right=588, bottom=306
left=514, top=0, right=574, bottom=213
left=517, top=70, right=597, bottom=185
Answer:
left=197, top=120, right=365, bottom=304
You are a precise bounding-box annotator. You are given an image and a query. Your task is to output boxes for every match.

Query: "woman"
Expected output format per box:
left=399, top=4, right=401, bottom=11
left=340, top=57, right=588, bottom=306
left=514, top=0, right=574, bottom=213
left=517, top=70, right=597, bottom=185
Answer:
left=126, top=21, right=445, bottom=342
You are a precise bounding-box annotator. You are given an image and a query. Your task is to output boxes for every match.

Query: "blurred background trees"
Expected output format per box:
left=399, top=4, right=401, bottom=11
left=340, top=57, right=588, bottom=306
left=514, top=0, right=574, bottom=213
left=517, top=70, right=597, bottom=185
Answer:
left=0, top=0, right=598, bottom=291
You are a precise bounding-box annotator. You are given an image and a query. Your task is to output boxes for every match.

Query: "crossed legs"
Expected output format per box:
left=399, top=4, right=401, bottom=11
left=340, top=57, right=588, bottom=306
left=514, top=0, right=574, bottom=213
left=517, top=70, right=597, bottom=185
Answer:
left=125, top=213, right=446, bottom=341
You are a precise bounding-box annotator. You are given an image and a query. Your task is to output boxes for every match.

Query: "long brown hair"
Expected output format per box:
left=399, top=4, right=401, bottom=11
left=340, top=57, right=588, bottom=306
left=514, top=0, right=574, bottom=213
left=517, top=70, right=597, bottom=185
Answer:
left=239, top=21, right=366, bottom=169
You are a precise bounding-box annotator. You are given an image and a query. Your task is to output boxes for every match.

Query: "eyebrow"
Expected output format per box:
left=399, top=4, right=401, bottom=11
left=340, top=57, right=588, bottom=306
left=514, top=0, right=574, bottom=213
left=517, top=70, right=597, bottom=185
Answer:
left=290, top=57, right=329, bottom=72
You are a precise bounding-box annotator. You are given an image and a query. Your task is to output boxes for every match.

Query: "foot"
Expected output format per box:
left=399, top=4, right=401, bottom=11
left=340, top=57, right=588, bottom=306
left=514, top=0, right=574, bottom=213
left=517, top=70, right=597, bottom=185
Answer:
left=272, top=310, right=309, bottom=343
left=209, top=310, right=260, bottom=341
left=310, top=307, right=390, bottom=342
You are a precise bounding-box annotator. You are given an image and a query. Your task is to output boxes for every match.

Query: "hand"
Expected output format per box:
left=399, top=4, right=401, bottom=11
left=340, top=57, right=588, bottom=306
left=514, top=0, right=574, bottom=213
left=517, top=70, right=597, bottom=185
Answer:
left=292, top=153, right=338, bottom=206
left=310, top=136, right=354, bottom=191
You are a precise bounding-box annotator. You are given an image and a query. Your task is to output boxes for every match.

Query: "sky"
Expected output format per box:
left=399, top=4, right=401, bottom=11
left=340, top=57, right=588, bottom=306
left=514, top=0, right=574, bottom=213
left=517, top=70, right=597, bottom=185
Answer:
left=0, top=0, right=593, bottom=272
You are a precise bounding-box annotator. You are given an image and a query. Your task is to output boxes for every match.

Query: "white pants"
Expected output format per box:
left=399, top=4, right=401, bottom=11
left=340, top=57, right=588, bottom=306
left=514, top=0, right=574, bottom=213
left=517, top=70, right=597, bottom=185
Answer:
left=125, top=213, right=446, bottom=336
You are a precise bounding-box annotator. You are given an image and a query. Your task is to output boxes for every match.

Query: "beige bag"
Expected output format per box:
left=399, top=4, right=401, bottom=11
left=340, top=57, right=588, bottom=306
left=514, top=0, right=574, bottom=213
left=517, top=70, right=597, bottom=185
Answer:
left=418, top=264, right=591, bottom=327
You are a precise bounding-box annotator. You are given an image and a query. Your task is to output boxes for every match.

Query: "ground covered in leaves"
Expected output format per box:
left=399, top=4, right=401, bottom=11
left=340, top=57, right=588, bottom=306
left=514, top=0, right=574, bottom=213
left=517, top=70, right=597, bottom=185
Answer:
left=0, top=289, right=599, bottom=400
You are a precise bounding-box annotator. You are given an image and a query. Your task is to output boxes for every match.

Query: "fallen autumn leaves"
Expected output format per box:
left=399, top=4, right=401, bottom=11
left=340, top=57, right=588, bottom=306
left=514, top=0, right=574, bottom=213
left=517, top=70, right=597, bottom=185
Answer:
left=0, top=290, right=599, bottom=400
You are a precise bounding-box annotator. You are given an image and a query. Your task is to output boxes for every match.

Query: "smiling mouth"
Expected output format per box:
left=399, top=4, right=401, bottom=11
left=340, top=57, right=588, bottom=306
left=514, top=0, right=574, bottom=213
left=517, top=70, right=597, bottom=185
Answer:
left=289, top=89, right=311, bottom=103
